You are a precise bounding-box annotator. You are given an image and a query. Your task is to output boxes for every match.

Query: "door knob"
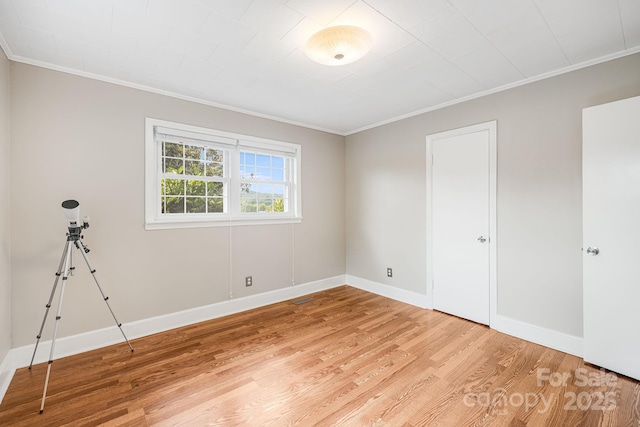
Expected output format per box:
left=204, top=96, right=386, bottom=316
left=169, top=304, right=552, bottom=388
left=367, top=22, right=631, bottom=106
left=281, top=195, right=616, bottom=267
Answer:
left=477, top=236, right=487, bottom=243
left=586, top=247, right=600, bottom=256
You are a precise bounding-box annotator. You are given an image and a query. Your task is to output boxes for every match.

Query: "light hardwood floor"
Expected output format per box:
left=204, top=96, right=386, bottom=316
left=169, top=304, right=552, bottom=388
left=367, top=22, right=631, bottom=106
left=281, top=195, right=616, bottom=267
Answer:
left=1, top=286, right=638, bottom=426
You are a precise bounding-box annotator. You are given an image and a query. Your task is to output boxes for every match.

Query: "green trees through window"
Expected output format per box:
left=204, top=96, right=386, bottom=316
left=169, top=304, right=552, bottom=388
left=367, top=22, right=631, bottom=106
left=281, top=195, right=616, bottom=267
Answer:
left=159, top=142, right=287, bottom=215
left=146, top=117, right=301, bottom=228
left=160, top=141, right=225, bottom=214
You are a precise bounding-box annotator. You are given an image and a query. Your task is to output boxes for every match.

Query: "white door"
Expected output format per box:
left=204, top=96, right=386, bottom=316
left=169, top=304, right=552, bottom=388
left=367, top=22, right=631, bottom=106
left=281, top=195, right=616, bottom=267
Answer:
left=583, top=96, right=640, bottom=381
left=427, top=122, right=496, bottom=325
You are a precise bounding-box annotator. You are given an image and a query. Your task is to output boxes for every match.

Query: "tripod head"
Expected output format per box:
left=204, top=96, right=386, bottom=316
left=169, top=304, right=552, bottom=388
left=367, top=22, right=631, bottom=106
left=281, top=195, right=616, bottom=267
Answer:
left=62, top=199, right=90, bottom=245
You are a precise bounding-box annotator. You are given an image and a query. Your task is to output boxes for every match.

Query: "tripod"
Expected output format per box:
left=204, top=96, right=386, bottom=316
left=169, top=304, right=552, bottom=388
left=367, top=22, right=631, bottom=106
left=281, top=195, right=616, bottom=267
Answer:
left=29, top=223, right=133, bottom=413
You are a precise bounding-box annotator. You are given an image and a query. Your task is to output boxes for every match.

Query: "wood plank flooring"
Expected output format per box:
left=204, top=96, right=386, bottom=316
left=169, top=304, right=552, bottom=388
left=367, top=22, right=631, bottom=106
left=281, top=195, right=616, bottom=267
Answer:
left=1, top=285, right=638, bottom=426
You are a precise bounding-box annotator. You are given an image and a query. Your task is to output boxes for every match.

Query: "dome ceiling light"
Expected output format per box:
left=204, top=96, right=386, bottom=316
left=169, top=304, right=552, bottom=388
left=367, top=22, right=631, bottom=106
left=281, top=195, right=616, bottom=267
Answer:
left=306, top=25, right=373, bottom=66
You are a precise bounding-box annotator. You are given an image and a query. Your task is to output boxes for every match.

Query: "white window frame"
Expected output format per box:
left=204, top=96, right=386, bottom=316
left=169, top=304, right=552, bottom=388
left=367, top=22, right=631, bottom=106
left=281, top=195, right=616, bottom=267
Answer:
left=145, top=118, right=302, bottom=230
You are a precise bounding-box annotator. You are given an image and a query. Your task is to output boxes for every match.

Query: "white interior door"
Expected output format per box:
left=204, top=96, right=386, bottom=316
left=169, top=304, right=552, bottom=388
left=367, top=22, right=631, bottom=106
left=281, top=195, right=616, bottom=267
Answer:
left=583, top=96, right=640, bottom=381
left=427, top=122, right=496, bottom=325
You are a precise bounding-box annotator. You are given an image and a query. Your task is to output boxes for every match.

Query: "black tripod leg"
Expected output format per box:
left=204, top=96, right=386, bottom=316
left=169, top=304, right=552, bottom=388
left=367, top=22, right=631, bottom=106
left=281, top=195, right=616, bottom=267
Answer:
left=77, top=240, right=134, bottom=352
left=29, top=240, right=70, bottom=369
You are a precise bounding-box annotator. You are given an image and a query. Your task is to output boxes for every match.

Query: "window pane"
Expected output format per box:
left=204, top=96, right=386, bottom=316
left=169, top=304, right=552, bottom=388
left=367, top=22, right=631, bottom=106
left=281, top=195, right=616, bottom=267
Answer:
left=256, top=167, right=271, bottom=180
left=240, top=183, right=257, bottom=212
left=163, top=178, right=185, bottom=196
left=241, top=167, right=255, bottom=179
left=206, top=162, right=223, bottom=177
left=185, top=160, right=205, bottom=176
left=273, top=198, right=285, bottom=212
left=241, top=198, right=257, bottom=212
left=185, top=145, right=203, bottom=160
left=240, top=182, right=255, bottom=195
left=272, top=168, right=284, bottom=180
left=256, top=154, right=270, bottom=167
left=164, top=196, right=184, bottom=213
left=164, top=142, right=183, bottom=158
left=186, top=197, right=206, bottom=213
left=243, top=152, right=255, bottom=165
left=256, top=183, right=271, bottom=195
left=206, top=148, right=223, bottom=162
left=258, top=202, right=270, bottom=212
left=237, top=152, right=287, bottom=188
left=237, top=164, right=289, bottom=215
left=208, top=198, right=223, bottom=213
left=272, top=156, right=284, bottom=168
left=256, top=184, right=272, bottom=212
left=164, top=158, right=183, bottom=174
left=207, top=182, right=223, bottom=197
left=274, top=185, right=287, bottom=213
left=186, top=180, right=206, bottom=196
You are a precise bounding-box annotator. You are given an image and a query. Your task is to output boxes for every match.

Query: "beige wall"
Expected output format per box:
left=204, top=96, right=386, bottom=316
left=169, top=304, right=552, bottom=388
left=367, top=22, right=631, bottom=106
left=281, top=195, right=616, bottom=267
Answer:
left=0, top=49, right=10, bottom=361
left=6, top=51, right=640, bottom=350
left=10, top=63, right=345, bottom=347
left=346, top=53, right=640, bottom=339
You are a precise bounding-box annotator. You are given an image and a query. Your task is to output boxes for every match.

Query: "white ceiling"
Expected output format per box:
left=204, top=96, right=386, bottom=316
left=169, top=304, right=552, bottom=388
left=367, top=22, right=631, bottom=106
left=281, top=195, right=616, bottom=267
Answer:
left=0, top=0, right=639, bottom=135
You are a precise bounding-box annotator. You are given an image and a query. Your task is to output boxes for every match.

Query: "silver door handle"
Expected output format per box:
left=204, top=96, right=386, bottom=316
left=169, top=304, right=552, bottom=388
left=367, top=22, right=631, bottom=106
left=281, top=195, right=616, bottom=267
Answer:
left=586, top=247, right=599, bottom=256
left=477, top=236, right=487, bottom=243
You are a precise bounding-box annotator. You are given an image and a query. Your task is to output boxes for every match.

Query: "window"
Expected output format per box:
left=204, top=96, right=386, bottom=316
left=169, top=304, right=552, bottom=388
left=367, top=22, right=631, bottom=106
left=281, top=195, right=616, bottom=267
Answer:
left=145, top=118, right=301, bottom=229
left=239, top=151, right=290, bottom=213
left=160, top=138, right=226, bottom=215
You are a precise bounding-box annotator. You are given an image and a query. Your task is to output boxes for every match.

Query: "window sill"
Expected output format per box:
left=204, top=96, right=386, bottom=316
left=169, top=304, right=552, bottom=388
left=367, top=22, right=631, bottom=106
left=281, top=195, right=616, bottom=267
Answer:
left=145, top=216, right=303, bottom=230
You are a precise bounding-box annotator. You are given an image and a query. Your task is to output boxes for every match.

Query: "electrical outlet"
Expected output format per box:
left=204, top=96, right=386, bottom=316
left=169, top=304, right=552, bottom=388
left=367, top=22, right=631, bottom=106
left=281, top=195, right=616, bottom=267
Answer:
left=387, top=268, right=393, bottom=278
left=245, top=276, right=252, bottom=287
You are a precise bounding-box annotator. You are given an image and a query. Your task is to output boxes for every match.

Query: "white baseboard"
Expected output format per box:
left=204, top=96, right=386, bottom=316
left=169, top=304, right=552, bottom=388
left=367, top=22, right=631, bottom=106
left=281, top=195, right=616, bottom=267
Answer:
left=0, top=275, right=346, bottom=404
left=346, top=275, right=430, bottom=308
left=346, top=275, right=583, bottom=358
left=0, top=274, right=585, bottom=405
left=0, top=351, right=15, bottom=406
left=492, top=314, right=583, bottom=358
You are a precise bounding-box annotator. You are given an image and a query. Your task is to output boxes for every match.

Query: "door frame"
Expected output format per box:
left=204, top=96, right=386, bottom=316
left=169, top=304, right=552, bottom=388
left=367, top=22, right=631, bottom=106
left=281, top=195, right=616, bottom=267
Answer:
left=426, top=121, right=497, bottom=326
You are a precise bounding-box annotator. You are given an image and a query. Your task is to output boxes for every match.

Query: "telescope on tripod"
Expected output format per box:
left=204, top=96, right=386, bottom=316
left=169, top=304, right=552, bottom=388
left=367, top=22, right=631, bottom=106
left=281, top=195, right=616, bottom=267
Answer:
left=29, top=200, right=133, bottom=413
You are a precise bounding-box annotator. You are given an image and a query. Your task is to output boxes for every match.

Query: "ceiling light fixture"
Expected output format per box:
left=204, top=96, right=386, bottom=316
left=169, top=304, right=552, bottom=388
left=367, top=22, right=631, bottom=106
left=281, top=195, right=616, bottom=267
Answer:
left=306, top=25, right=373, bottom=66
